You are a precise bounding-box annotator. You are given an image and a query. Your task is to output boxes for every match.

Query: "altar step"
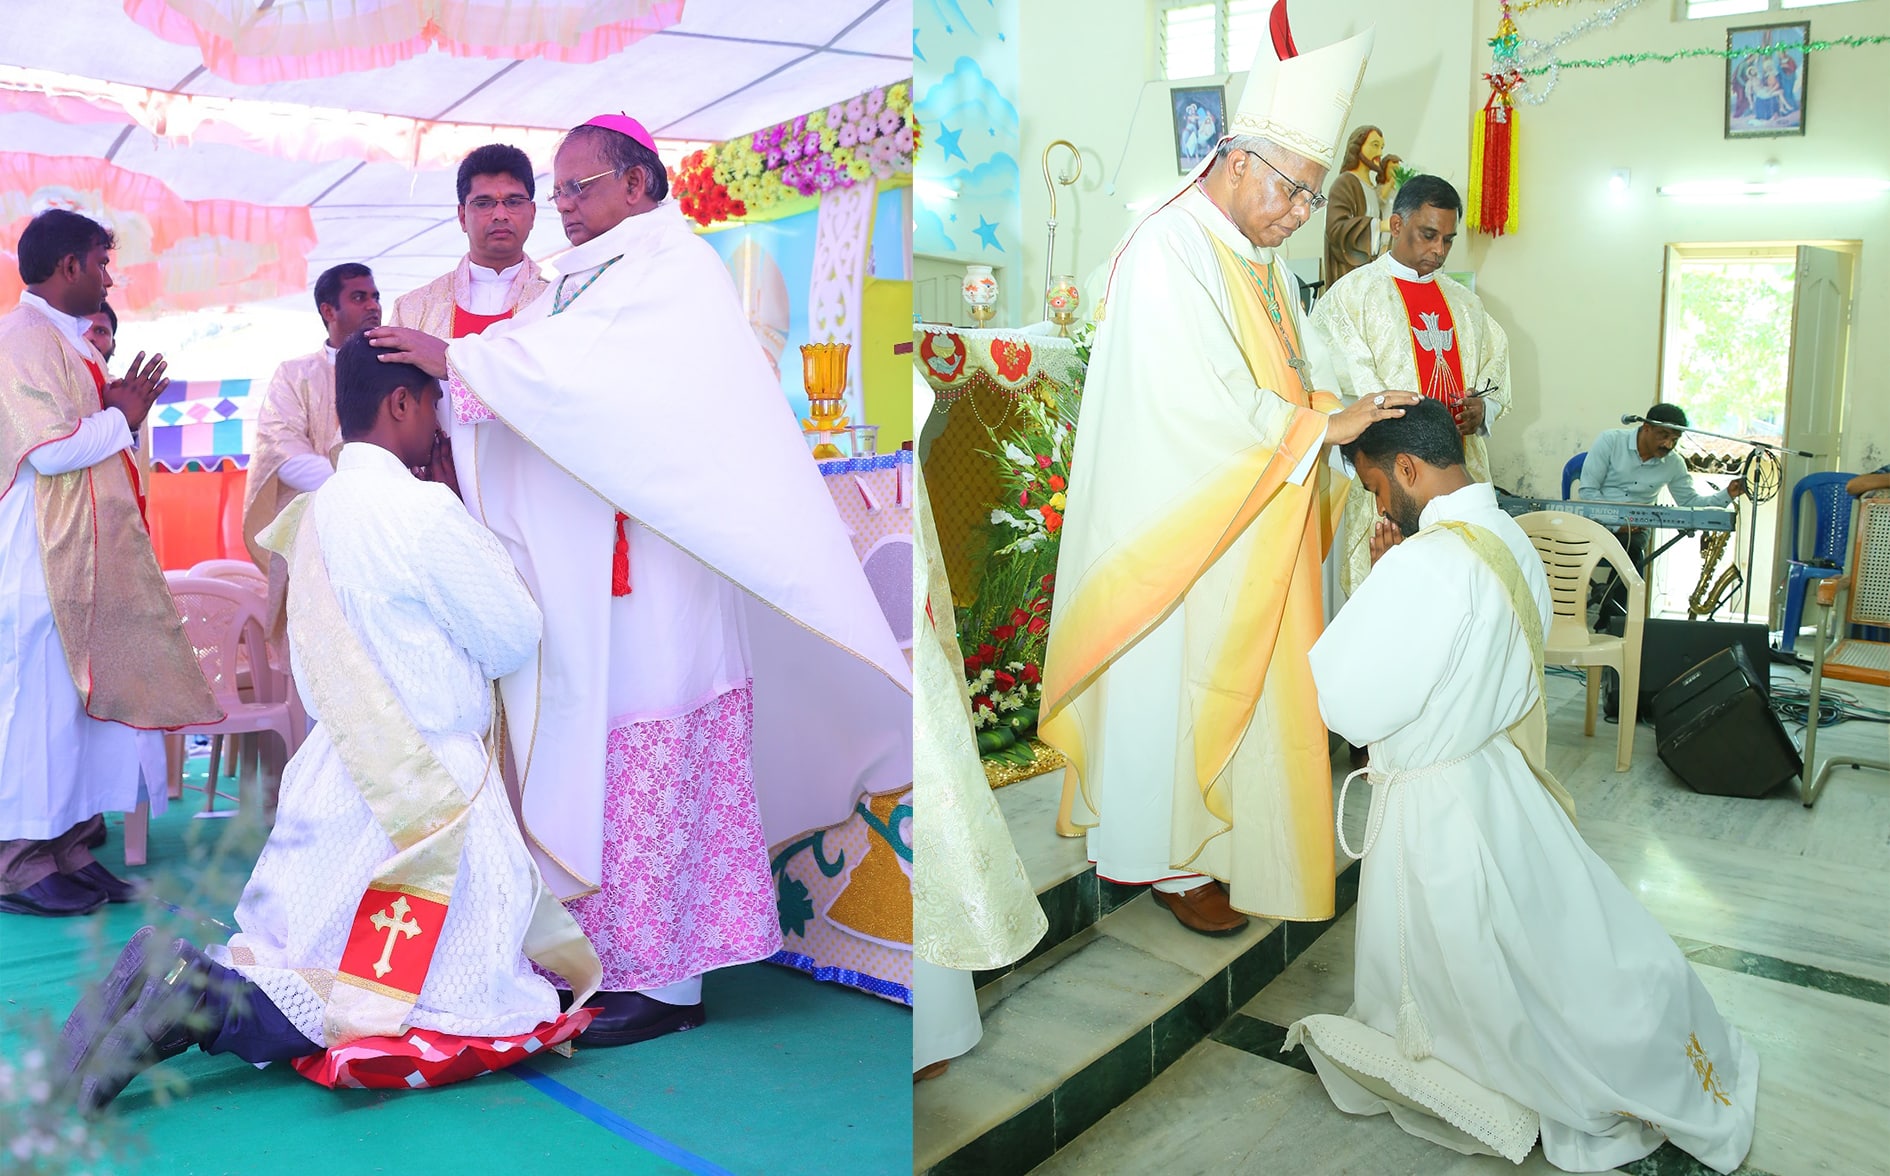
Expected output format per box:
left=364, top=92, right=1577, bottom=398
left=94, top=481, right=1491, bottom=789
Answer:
left=913, top=769, right=1361, bottom=1175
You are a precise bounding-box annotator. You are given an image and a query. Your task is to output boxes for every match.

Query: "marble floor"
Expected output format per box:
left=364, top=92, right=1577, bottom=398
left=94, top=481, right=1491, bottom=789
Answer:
left=1012, top=665, right=1890, bottom=1176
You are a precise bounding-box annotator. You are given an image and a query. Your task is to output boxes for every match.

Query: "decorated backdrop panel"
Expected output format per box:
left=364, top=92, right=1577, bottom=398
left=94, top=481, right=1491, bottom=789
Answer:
left=705, top=208, right=820, bottom=422
left=147, top=377, right=259, bottom=471
left=914, top=0, right=1021, bottom=265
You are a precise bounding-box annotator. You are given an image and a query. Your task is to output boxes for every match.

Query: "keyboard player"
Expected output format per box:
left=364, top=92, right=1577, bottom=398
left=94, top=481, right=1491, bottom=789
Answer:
left=1579, top=403, right=1745, bottom=625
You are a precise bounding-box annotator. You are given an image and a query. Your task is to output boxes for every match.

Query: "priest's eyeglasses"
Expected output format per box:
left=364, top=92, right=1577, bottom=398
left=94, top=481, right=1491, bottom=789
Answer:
left=465, top=195, right=534, bottom=213
left=545, top=169, right=620, bottom=206
left=1246, top=151, right=1328, bottom=211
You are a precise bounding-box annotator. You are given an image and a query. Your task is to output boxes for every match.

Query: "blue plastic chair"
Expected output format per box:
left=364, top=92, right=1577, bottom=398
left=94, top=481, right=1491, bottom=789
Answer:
left=1561, top=452, right=1586, bottom=500
left=1780, top=471, right=1858, bottom=652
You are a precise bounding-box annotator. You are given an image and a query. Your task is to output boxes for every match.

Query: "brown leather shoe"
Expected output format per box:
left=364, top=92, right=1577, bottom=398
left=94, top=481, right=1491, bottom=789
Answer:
left=1153, top=881, right=1249, bottom=936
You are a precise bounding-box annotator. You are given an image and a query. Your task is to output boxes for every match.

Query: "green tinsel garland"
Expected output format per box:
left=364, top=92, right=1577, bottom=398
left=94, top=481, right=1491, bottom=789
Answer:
left=1526, top=33, right=1888, bottom=74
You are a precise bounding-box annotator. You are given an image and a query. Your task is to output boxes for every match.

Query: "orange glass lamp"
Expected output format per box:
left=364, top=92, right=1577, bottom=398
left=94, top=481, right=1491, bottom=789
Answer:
left=800, top=342, right=852, bottom=460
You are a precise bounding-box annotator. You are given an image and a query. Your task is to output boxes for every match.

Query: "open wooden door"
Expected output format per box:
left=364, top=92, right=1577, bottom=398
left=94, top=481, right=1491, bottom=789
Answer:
left=1772, top=245, right=1854, bottom=620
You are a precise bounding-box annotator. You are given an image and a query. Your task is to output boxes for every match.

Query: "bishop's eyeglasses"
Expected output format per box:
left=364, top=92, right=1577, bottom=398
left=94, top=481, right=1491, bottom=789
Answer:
left=544, top=169, right=621, bottom=207
left=1245, top=151, right=1328, bottom=211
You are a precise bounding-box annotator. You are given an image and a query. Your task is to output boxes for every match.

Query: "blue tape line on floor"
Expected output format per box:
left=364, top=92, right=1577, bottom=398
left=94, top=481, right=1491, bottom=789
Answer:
left=511, top=1063, right=736, bottom=1176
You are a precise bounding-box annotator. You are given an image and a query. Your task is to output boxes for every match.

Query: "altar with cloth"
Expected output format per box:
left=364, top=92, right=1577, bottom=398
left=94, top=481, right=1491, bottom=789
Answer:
left=915, top=325, right=1083, bottom=607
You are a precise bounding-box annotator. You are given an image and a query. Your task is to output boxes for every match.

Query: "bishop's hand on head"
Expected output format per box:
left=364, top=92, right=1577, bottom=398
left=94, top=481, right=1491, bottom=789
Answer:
left=365, top=326, right=450, bottom=379
left=1327, top=390, right=1420, bottom=446
left=101, top=350, right=169, bottom=430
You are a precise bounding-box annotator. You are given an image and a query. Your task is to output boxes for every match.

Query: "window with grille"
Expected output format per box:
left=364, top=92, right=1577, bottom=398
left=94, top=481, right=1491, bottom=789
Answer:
left=1160, top=0, right=1273, bottom=80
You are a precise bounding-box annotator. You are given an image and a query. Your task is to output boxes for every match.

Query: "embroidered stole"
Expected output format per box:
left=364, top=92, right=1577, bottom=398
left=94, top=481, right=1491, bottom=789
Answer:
left=1430, top=520, right=1578, bottom=826
left=1393, top=278, right=1465, bottom=408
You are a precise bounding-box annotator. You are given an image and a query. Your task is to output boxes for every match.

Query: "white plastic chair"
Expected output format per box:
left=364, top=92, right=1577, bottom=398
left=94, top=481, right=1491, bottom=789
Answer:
left=1518, top=511, right=1645, bottom=772
left=164, top=576, right=302, bottom=817
left=187, top=558, right=268, bottom=595
left=860, top=534, right=914, bottom=652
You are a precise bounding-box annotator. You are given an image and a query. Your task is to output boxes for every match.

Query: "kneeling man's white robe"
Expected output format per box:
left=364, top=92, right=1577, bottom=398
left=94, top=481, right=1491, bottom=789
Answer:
left=1302, top=483, right=1757, bottom=1174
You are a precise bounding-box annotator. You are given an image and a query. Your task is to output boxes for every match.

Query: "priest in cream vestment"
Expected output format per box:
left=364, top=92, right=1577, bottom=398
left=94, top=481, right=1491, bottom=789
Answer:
left=389, top=143, right=547, bottom=349
left=1293, top=401, right=1756, bottom=1173
left=242, top=262, right=382, bottom=572
left=369, top=115, right=912, bottom=1047
left=1041, top=19, right=1417, bottom=933
left=1311, top=174, right=1511, bottom=597
left=0, top=210, right=219, bottom=916
left=912, top=371, right=1046, bottom=1075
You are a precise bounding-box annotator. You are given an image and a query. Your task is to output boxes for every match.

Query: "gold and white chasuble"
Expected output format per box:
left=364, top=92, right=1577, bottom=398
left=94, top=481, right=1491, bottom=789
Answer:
left=1310, top=252, right=1511, bottom=595
left=1040, top=186, right=1349, bottom=921
left=389, top=256, right=547, bottom=339
left=243, top=350, right=341, bottom=572
left=221, top=444, right=599, bottom=1048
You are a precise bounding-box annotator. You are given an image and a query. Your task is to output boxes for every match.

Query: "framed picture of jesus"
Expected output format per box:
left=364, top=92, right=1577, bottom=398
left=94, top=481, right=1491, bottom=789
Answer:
left=1725, top=22, right=1808, bottom=140
left=1170, top=85, right=1226, bottom=174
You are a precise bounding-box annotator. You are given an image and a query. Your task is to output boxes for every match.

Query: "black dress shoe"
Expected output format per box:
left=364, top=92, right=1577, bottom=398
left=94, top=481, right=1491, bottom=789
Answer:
left=575, top=991, right=705, bottom=1048
left=69, top=861, right=140, bottom=904
left=77, top=941, right=212, bottom=1115
left=0, top=873, right=107, bottom=917
left=61, top=927, right=173, bottom=1087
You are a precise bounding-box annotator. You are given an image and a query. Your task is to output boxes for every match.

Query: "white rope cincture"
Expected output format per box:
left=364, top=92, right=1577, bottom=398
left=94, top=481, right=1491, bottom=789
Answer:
left=1334, top=741, right=1494, bottom=1061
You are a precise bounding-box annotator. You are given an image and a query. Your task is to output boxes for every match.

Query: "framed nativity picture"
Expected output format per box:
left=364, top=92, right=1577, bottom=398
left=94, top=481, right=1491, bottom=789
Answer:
left=1171, top=85, right=1225, bottom=173
left=1726, top=22, right=1807, bottom=139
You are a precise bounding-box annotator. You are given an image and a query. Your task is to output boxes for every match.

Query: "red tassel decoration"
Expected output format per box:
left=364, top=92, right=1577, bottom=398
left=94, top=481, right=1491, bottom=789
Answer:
left=1468, top=75, right=1519, bottom=237
left=611, top=512, right=632, bottom=596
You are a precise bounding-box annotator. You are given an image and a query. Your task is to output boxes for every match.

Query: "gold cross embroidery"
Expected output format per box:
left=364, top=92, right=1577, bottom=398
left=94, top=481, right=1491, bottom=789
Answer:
left=1686, top=1034, right=1733, bottom=1106
left=368, top=896, right=423, bottom=979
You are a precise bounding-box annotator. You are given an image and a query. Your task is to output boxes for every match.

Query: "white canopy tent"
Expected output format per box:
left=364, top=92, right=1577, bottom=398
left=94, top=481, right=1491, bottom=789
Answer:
left=0, top=0, right=909, bottom=375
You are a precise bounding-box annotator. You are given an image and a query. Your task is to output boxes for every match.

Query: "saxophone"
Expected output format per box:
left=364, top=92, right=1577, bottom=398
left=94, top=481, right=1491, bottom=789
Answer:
left=1688, top=507, right=1743, bottom=619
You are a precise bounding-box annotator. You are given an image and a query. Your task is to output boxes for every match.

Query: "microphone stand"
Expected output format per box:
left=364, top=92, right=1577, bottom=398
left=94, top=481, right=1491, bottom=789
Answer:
left=1619, top=415, right=1814, bottom=624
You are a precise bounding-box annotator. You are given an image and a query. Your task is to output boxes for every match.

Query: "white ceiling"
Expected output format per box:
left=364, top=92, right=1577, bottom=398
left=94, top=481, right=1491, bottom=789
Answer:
left=0, top=0, right=909, bottom=304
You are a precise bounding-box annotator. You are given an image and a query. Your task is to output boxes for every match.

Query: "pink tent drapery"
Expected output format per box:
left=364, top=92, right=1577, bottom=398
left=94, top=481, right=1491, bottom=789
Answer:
left=0, top=71, right=578, bottom=172
left=0, top=152, right=315, bottom=315
left=123, top=0, right=688, bottom=83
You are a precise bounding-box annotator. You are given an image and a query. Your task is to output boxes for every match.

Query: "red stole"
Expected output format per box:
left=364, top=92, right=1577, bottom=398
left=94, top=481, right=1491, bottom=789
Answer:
left=81, top=358, right=147, bottom=526
left=1392, top=278, right=1465, bottom=408
left=451, top=302, right=632, bottom=597
left=449, top=305, right=515, bottom=339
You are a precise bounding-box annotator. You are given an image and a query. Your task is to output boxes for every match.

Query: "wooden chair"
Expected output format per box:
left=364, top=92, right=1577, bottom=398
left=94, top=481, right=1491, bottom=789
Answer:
left=1518, top=511, right=1646, bottom=772
left=1800, top=493, right=1890, bottom=807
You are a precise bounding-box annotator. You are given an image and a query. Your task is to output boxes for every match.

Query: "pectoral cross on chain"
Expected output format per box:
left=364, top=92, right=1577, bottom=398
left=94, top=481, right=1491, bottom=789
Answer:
left=1286, top=355, right=1313, bottom=394
left=369, top=896, right=423, bottom=979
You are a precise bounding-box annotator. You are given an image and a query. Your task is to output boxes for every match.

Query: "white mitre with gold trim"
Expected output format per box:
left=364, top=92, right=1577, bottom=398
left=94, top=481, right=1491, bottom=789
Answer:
left=1230, top=21, right=1374, bottom=169
left=1090, top=2, right=1374, bottom=319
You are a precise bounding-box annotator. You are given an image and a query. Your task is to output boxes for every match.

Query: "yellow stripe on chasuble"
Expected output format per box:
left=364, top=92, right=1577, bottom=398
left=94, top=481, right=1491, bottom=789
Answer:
left=1041, top=241, right=1344, bottom=846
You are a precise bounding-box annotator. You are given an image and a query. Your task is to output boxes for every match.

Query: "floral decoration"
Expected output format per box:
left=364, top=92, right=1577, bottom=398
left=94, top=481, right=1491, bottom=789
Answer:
left=669, top=81, right=916, bottom=227
left=959, top=390, right=1077, bottom=760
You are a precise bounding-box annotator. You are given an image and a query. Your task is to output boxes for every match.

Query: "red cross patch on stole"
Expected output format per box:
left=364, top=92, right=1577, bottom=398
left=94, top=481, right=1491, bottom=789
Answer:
left=1392, top=278, right=1465, bottom=409
left=337, top=888, right=449, bottom=995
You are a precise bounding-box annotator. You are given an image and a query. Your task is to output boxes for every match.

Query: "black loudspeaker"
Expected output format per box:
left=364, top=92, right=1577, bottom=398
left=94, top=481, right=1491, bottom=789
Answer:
left=1652, top=645, right=1802, bottom=798
left=1602, top=619, right=1772, bottom=722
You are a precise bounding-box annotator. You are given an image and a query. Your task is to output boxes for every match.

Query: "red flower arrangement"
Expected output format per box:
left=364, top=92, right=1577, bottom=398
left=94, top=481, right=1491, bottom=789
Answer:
left=671, top=149, right=747, bottom=227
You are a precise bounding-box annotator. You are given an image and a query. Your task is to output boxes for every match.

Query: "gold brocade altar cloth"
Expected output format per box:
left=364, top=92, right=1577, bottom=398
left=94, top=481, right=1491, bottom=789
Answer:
left=915, top=325, right=1083, bottom=607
